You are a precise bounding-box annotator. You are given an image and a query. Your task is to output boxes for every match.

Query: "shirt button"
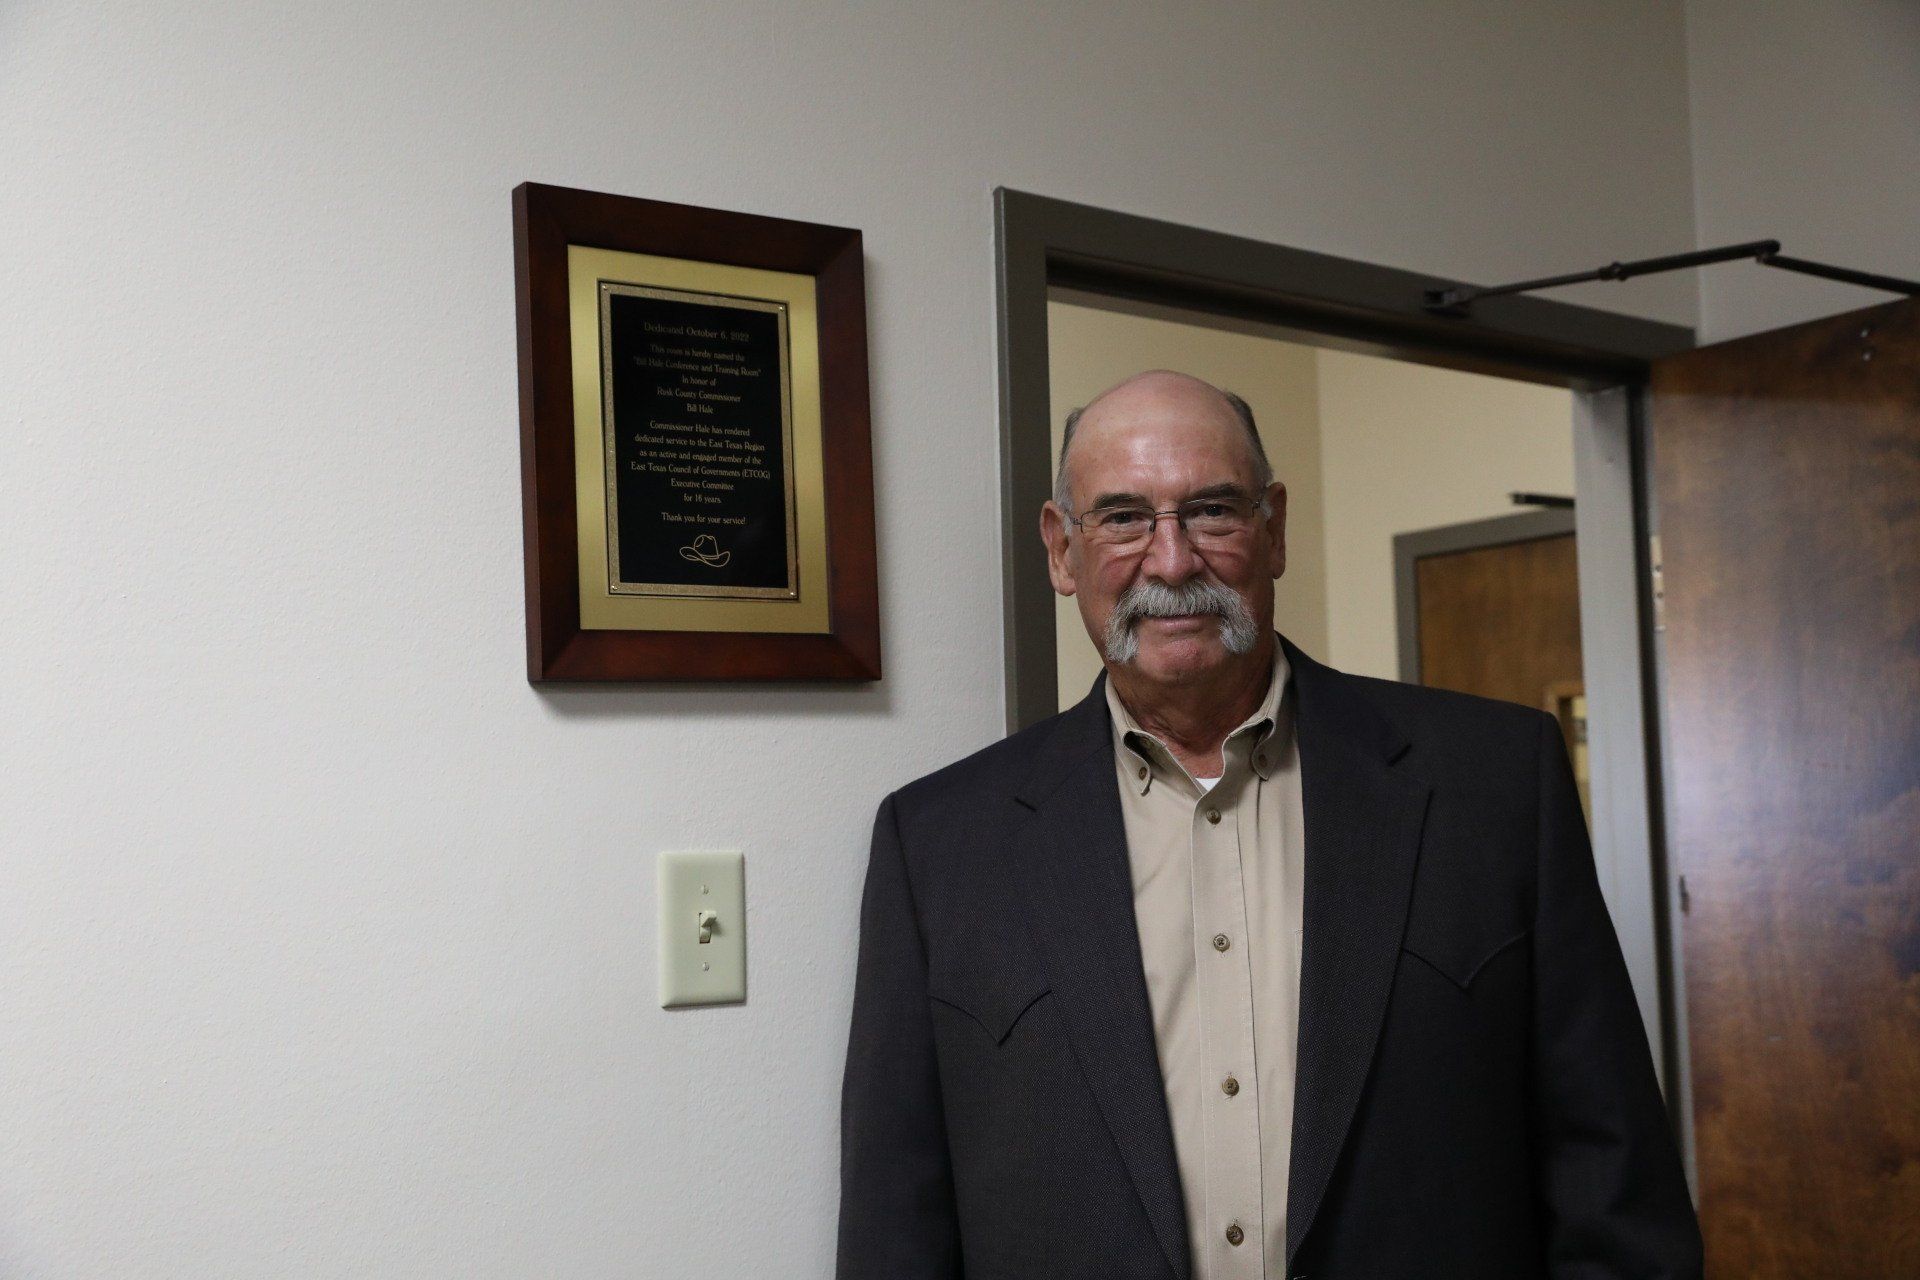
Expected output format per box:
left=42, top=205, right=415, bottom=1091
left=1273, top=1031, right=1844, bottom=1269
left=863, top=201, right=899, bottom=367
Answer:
left=1222, top=1075, right=1239, bottom=1096
left=1212, top=933, right=1230, bottom=951
left=1136, top=766, right=1148, bottom=780
left=1206, top=808, right=1221, bottom=824
left=1225, top=1223, right=1244, bottom=1246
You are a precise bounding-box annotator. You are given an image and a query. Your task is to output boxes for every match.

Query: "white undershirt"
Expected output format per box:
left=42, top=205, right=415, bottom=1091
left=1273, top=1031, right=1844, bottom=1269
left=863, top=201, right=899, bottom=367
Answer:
left=1194, top=775, right=1220, bottom=792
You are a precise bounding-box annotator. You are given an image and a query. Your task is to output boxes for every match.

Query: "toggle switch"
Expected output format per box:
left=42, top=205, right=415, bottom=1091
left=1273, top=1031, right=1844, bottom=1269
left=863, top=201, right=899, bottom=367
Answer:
left=659, top=851, right=746, bottom=1008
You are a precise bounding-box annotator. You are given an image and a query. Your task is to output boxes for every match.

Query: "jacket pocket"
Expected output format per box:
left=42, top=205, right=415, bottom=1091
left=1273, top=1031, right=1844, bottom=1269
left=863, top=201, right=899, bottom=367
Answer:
left=1401, top=926, right=1530, bottom=991
left=928, top=970, right=1052, bottom=1046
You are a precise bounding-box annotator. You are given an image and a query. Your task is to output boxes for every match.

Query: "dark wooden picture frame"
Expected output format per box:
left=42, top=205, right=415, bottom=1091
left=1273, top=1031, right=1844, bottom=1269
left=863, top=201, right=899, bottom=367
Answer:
left=514, top=182, right=879, bottom=681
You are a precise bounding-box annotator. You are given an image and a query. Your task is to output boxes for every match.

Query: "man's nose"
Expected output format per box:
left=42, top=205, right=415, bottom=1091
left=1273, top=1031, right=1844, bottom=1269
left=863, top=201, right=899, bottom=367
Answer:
left=1139, top=511, right=1202, bottom=582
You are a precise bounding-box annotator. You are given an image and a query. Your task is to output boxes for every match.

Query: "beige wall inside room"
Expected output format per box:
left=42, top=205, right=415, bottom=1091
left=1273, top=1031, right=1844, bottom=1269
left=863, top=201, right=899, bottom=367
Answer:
left=1315, top=350, right=1576, bottom=681
left=1048, top=298, right=1576, bottom=701
left=1047, top=296, right=1330, bottom=707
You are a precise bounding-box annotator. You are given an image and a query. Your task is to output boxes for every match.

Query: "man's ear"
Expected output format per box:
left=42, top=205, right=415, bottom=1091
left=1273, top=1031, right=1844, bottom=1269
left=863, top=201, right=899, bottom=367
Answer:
left=1263, top=481, right=1288, bottom=579
left=1040, top=502, right=1077, bottom=596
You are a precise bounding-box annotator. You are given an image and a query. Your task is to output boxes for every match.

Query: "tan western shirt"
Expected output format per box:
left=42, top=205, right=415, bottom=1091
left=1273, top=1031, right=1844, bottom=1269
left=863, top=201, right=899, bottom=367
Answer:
left=1105, top=644, right=1305, bottom=1280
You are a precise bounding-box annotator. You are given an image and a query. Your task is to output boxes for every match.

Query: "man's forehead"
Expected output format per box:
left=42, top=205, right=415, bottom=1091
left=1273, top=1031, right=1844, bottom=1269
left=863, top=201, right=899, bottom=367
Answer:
left=1070, top=379, right=1252, bottom=482
left=1078, top=369, right=1239, bottom=428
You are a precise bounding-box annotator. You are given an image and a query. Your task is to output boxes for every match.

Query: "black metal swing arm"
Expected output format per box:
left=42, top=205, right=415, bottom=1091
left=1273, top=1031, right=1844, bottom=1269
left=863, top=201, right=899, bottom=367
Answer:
left=1425, top=240, right=1920, bottom=314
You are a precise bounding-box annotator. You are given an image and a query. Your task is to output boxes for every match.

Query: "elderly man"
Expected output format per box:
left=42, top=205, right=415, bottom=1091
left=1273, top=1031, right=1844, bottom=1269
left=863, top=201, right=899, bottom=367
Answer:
left=838, top=370, right=1701, bottom=1279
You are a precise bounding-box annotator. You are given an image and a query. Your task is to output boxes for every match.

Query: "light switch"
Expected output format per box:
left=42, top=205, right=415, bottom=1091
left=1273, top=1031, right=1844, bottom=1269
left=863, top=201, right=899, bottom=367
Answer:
left=659, top=851, right=746, bottom=1008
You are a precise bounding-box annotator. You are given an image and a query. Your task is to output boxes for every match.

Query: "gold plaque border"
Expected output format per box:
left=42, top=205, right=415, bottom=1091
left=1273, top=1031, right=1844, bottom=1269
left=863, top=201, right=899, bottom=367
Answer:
left=568, top=246, right=830, bottom=635
left=597, top=282, right=801, bottom=601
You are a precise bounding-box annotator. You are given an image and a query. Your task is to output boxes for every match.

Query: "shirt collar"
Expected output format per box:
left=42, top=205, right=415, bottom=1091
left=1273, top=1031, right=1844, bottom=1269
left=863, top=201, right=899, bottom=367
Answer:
left=1106, top=638, right=1293, bottom=795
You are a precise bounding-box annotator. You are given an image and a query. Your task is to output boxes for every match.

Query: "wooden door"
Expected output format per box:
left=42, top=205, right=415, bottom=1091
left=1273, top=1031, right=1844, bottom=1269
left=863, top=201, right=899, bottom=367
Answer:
left=1414, top=530, right=1584, bottom=709
left=1651, top=296, right=1920, bottom=1279
left=1404, top=519, right=1589, bottom=814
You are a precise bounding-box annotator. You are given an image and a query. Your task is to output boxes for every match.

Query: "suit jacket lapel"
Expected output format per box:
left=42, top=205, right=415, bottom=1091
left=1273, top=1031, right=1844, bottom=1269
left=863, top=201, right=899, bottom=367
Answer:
left=1008, top=678, right=1192, bottom=1280
left=1279, top=634, right=1433, bottom=1267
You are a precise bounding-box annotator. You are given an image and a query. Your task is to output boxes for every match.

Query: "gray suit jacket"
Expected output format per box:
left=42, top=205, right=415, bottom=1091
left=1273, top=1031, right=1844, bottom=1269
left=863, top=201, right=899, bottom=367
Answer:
left=837, top=634, right=1700, bottom=1279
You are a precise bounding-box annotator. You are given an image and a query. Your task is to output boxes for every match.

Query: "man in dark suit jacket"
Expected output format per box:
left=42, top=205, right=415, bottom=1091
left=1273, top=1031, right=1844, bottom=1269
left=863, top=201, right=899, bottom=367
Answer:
left=838, top=371, right=1700, bottom=1278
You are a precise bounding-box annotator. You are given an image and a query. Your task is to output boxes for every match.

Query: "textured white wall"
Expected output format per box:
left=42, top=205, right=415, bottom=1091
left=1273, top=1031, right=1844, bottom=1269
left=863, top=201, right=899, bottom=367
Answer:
left=0, top=3, right=1696, bottom=1276
left=1685, top=0, right=1920, bottom=340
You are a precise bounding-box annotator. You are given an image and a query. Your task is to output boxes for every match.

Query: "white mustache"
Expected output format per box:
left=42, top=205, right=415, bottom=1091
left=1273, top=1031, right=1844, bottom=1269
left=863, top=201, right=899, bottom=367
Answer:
left=1103, top=578, right=1259, bottom=663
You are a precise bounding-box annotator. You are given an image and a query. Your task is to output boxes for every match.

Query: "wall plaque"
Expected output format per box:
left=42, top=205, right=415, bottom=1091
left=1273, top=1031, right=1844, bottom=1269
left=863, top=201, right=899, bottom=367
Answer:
left=514, top=183, right=879, bottom=681
left=600, top=284, right=797, bottom=600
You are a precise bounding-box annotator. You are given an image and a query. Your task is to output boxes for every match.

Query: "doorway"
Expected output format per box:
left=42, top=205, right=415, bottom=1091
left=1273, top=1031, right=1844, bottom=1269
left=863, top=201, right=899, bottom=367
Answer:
left=995, top=188, right=1920, bottom=1279
left=1000, top=189, right=1678, bottom=1119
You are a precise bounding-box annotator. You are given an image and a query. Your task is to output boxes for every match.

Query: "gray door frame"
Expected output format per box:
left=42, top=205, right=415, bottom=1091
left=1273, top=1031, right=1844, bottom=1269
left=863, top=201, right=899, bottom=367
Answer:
left=992, top=188, right=1694, bottom=1176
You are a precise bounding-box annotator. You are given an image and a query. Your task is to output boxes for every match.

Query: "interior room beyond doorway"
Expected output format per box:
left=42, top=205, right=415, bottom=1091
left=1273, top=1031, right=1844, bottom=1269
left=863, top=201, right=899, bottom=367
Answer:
left=1048, top=290, right=1581, bottom=714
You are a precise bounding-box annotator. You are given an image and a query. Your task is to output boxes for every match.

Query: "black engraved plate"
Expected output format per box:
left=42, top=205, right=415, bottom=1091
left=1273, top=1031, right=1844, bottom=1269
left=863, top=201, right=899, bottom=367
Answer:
left=599, top=284, right=798, bottom=598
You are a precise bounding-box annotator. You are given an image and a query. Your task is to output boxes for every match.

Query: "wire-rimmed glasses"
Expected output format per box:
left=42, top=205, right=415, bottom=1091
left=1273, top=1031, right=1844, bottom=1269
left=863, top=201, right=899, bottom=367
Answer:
left=1064, top=492, right=1269, bottom=552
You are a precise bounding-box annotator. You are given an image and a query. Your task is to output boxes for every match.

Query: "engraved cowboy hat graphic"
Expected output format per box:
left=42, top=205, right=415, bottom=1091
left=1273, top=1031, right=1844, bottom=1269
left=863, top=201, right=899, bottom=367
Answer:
left=678, top=533, right=731, bottom=568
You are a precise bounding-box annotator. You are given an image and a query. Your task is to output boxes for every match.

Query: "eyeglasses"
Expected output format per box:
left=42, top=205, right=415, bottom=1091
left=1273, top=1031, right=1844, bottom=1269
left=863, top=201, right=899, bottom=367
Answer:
left=1065, top=494, right=1268, bottom=551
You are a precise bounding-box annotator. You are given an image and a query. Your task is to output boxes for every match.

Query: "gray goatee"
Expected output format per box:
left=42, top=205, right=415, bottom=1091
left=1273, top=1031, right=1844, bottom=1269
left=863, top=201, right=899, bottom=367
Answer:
left=1102, top=577, right=1259, bottom=664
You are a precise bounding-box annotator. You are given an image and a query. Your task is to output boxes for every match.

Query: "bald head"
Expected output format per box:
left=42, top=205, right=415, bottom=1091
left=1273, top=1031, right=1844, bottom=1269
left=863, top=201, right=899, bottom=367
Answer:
left=1054, top=370, right=1271, bottom=512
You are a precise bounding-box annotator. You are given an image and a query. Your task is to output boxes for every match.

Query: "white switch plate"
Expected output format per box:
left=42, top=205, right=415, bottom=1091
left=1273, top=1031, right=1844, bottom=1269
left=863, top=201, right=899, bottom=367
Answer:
left=659, top=851, right=746, bottom=1008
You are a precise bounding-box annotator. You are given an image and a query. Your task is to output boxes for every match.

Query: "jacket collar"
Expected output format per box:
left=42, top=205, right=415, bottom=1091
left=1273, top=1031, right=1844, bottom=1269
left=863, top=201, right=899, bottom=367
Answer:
left=1013, top=632, right=1409, bottom=810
